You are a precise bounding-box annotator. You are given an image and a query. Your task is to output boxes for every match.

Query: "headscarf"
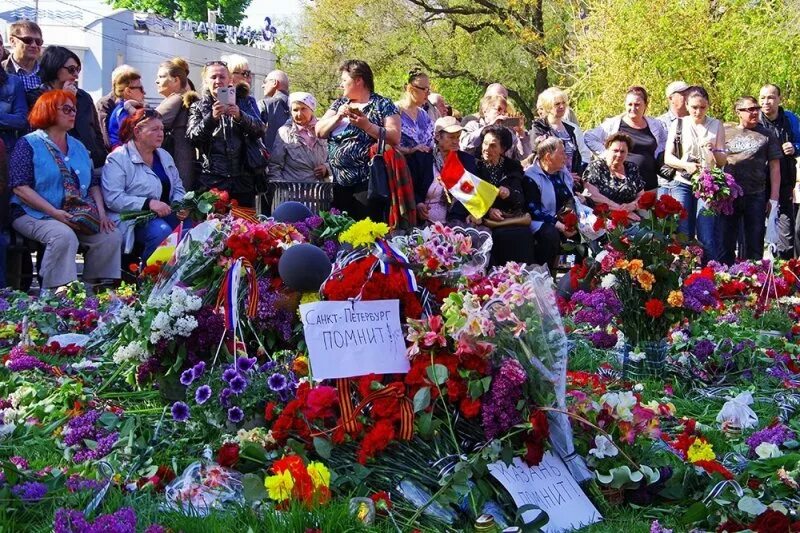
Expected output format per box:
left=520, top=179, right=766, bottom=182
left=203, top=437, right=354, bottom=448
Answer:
left=288, top=92, right=317, bottom=112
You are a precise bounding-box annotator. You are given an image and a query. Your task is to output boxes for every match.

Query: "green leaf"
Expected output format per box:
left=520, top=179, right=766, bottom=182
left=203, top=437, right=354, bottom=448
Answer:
left=680, top=501, right=709, bottom=525
left=313, top=436, right=333, bottom=460
left=426, top=363, right=449, bottom=385
left=242, top=473, right=267, bottom=503
left=500, top=444, right=515, bottom=466
left=197, top=201, right=213, bottom=214
left=413, top=387, right=431, bottom=413
left=738, top=496, right=767, bottom=516
left=98, top=412, right=119, bottom=429
left=416, top=411, right=433, bottom=438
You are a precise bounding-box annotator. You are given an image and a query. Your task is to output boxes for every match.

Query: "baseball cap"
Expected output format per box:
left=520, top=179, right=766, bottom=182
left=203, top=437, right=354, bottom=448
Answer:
left=665, top=81, right=690, bottom=98
left=434, top=115, right=463, bottom=134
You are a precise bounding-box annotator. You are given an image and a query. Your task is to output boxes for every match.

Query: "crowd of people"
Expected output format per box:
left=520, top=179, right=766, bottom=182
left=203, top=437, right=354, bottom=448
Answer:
left=1, top=19, right=799, bottom=293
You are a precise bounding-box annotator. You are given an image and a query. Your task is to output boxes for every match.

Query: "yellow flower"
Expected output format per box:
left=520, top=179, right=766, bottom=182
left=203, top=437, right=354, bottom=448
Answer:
left=614, top=259, right=629, bottom=270
left=264, top=470, right=294, bottom=501
left=306, top=461, right=331, bottom=489
left=667, top=290, right=684, bottom=307
left=300, top=292, right=321, bottom=306
left=636, top=271, right=655, bottom=291
left=627, top=259, right=644, bottom=277
left=687, top=438, right=716, bottom=463
left=0, top=324, right=17, bottom=339
left=338, top=218, right=390, bottom=248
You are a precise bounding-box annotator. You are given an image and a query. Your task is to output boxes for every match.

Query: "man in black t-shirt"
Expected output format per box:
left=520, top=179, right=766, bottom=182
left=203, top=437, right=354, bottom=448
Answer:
left=758, top=84, right=800, bottom=257
left=721, top=96, right=782, bottom=264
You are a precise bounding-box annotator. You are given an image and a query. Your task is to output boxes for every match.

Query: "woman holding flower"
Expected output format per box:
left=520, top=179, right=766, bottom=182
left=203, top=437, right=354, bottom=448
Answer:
left=102, top=108, right=188, bottom=261
left=583, top=132, right=644, bottom=219
left=664, top=86, right=726, bottom=262
left=523, top=136, right=581, bottom=272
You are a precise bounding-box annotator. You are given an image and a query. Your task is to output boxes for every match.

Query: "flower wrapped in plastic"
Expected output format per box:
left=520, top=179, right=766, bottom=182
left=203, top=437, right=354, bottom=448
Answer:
left=693, top=167, right=743, bottom=216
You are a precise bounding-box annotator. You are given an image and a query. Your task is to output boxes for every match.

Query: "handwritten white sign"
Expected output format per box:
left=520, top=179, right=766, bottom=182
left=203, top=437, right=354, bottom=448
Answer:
left=300, top=299, right=410, bottom=380
left=488, top=452, right=602, bottom=532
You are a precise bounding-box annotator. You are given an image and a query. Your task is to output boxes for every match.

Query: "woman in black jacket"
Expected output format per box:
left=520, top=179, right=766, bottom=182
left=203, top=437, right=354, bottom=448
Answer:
left=473, top=125, right=536, bottom=265
left=31, top=46, right=107, bottom=170
left=186, top=61, right=265, bottom=208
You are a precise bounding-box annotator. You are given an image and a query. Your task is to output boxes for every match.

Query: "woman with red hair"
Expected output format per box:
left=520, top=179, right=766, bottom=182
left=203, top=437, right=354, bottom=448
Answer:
left=102, top=108, right=188, bottom=261
left=8, top=90, right=121, bottom=293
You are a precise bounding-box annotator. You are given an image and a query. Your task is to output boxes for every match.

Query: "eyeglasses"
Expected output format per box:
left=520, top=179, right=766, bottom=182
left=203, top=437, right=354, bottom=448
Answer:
left=59, top=105, right=77, bottom=115
left=411, top=84, right=431, bottom=93
left=205, top=60, right=228, bottom=67
left=234, top=70, right=252, bottom=78
left=737, top=106, right=760, bottom=113
left=62, top=65, right=81, bottom=76
left=13, top=35, right=43, bottom=46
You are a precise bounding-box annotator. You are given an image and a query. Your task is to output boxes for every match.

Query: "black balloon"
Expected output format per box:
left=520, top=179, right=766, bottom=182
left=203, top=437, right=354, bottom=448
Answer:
left=272, top=201, right=313, bottom=223
left=278, top=244, right=332, bottom=292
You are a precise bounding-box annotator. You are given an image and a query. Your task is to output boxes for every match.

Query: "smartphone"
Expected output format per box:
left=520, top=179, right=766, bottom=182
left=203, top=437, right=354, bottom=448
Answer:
left=217, top=86, right=236, bottom=105
left=501, top=117, right=521, bottom=129
left=347, top=105, right=365, bottom=117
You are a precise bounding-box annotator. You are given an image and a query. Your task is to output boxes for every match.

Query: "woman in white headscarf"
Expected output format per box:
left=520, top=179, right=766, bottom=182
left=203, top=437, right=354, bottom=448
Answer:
left=267, top=92, right=329, bottom=182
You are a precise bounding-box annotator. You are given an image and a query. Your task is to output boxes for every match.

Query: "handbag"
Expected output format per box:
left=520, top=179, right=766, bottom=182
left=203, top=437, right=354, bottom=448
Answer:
left=657, top=117, right=682, bottom=181
left=43, top=141, right=100, bottom=235
left=483, top=212, right=532, bottom=229
left=367, top=126, right=390, bottom=204
left=244, top=136, right=270, bottom=174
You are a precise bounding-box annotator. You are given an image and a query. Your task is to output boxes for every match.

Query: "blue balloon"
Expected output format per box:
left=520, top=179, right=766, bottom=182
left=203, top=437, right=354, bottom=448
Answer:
left=272, top=201, right=313, bottom=223
left=278, top=244, right=332, bottom=292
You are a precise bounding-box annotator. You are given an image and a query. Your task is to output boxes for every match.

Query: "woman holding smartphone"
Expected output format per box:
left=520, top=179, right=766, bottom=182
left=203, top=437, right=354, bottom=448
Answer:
left=316, top=59, right=401, bottom=221
left=186, top=61, right=265, bottom=207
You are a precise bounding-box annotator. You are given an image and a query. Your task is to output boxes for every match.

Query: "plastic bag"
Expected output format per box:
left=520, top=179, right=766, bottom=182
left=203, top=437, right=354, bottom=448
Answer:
left=716, top=391, right=758, bottom=430
left=163, top=460, right=244, bottom=515
left=764, top=199, right=780, bottom=258
left=576, top=200, right=605, bottom=242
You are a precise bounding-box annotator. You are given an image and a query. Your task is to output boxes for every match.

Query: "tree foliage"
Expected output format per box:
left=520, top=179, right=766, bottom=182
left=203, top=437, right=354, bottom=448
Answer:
left=108, top=0, right=252, bottom=27
left=278, top=0, right=580, bottom=118
left=568, top=0, right=800, bottom=125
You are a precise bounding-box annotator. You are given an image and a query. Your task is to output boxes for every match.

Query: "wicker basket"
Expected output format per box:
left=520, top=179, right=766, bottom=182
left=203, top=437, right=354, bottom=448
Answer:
left=268, top=180, right=333, bottom=215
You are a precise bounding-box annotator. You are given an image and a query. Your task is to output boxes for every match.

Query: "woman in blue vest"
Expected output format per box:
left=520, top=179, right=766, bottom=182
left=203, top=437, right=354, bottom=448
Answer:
left=8, top=90, right=121, bottom=292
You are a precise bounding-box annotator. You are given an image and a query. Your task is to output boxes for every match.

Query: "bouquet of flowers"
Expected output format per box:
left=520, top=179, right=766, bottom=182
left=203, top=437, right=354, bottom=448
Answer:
left=120, top=189, right=232, bottom=225
left=693, top=167, right=743, bottom=216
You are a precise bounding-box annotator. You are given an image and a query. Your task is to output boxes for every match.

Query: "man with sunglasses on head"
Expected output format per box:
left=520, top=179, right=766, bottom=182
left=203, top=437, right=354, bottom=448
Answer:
left=2, top=21, right=43, bottom=95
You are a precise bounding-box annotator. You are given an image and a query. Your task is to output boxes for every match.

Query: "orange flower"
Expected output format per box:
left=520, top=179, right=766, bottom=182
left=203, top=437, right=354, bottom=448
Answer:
left=667, top=290, right=684, bottom=307
left=637, top=270, right=655, bottom=291
left=627, top=259, right=644, bottom=276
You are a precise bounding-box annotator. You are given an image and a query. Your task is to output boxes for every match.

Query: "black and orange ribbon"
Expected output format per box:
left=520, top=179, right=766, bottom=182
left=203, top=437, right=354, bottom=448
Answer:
left=215, top=258, right=259, bottom=330
left=230, top=205, right=259, bottom=223
left=315, top=378, right=414, bottom=440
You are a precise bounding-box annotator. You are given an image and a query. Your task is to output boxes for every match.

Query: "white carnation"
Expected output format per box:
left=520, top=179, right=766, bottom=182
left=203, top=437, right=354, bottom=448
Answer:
left=601, top=274, right=618, bottom=288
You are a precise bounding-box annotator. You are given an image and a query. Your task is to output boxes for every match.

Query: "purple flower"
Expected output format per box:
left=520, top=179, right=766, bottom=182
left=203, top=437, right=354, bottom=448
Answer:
left=255, top=279, right=295, bottom=341
left=571, top=289, right=622, bottom=329
left=227, top=406, right=244, bottom=424
left=179, top=369, right=195, bottom=387
left=746, top=424, right=796, bottom=455
left=259, top=360, right=278, bottom=373
left=588, top=330, right=617, bottom=349
left=268, top=373, right=287, bottom=392
left=171, top=401, right=190, bottom=422
left=192, top=361, right=206, bottom=379
left=195, top=385, right=212, bottom=405
left=12, top=481, right=48, bottom=503
left=136, top=357, right=161, bottom=384
left=219, top=388, right=234, bottom=408
left=144, top=526, right=166, bottom=533
left=54, top=507, right=137, bottom=533
left=9, top=456, right=29, bottom=470
left=65, top=475, right=103, bottom=493
left=236, top=356, right=257, bottom=374
left=229, top=374, right=248, bottom=394
left=222, top=367, right=239, bottom=383
left=481, top=359, right=527, bottom=440
left=683, top=277, right=717, bottom=312
left=692, top=339, right=715, bottom=361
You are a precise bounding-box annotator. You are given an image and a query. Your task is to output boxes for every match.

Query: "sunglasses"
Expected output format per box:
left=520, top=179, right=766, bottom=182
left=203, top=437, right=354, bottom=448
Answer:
left=60, top=105, right=77, bottom=115
left=411, top=84, right=431, bottom=93
left=234, top=70, right=252, bottom=78
left=737, top=106, right=760, bottom=113
left=62, top=65, right=81, bottom=76
left=13, top=35, right=43, bottom=46
left=205, top=60, right=228, bottom=67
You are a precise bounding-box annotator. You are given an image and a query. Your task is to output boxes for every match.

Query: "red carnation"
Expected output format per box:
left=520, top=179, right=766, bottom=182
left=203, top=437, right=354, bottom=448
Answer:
left=637, top=190, right=657, bottom=210
left=370, top=490, right=393, bottom=512
left=303, top=386, right=339, bottom=420
left=750, top=509, right=792, bottom=532
left=264, top=401, right=277, bottom=422
left=459, top=397, right=481, bottom=419
left=609, top=209, right=630, bottom=228
left=216, top=442, right=240, bottom=468
left=644, top=299, right=665, bottom=319
left=560, top=211, right=578, bottom=231
left=523, top=410, right=550, bottom=466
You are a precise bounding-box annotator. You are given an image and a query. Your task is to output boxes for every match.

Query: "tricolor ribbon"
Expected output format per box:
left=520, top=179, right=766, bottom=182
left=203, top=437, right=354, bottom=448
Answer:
left=314, top=378, right=414, bottom=441
left=215, top=258, right=259, bottom=330
left=374, top=238, right=418, bottom=292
